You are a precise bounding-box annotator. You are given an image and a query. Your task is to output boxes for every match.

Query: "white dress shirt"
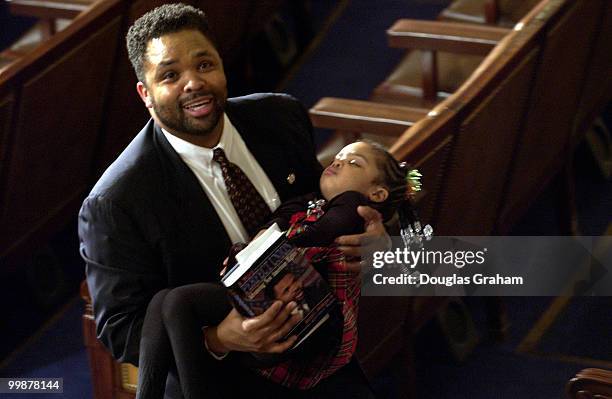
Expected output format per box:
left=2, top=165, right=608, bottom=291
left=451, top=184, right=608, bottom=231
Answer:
left=162, top=114, right=280, bottom=244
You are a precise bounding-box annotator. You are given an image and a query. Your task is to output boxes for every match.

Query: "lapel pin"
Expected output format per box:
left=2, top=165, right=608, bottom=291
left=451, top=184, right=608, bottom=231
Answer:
left=286, top=173, right=296, bottom=184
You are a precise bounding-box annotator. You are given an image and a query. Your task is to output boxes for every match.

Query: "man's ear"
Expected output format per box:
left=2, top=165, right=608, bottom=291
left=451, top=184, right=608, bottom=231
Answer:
left=368, top=186, right=389, bottom=203
left=136, top=81, right=153, bottom=108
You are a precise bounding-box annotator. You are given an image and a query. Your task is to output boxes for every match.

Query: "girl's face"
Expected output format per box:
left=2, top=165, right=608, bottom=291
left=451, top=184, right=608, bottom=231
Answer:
left=319, top=142, right=388, bottom=203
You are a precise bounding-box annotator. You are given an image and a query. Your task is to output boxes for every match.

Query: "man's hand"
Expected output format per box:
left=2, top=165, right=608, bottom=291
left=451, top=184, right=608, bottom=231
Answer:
left=335, top=205, right=391, bottom=273
left=205, top=301, right=301, bottom=354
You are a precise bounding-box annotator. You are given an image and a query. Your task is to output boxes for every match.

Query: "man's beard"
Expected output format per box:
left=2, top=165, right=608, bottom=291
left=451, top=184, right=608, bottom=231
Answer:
left=152, top=94, right=224, bottom=137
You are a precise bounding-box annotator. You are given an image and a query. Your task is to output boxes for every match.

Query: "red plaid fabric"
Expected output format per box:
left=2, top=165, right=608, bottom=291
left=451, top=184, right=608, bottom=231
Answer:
left=253, top=209, right=360, bottom=389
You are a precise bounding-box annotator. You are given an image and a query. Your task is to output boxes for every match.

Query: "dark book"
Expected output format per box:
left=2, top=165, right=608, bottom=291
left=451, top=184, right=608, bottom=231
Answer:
left=221, top=224, right=337, bottom=348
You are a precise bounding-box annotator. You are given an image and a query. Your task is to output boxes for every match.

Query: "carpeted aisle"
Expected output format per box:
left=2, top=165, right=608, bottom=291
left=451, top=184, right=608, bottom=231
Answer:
left=0, top=297, right=93, bottom=398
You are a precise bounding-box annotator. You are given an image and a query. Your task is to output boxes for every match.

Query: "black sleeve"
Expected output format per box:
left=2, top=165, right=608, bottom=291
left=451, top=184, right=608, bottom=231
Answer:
left=261, top=192, right=317, bottom=231
left=79, top=195, right=165, bottom=366
left=288, top=191, right=367, bottom=248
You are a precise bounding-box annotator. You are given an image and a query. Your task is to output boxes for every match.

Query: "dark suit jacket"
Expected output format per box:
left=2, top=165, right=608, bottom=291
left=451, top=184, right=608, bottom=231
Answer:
left=78, top=93, right=323, bottom=365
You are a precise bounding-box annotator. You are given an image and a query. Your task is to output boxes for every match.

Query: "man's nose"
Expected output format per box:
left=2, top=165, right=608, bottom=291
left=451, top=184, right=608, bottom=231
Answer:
left=183, top=71, right=205, bottom=92
left=331, top=159, right=343, bottom=168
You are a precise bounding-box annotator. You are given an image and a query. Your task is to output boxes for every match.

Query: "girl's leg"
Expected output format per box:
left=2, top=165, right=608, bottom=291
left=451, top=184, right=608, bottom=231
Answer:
left=136, top=288, right=171, bottom=399
left=161, top=282, right=231, bottom=399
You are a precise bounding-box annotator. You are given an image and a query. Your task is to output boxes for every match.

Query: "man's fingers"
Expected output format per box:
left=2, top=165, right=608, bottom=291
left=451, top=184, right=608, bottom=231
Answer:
left=357, top=205, right=383, bottom=226
left=335, top=234, right=362, bottom=247
left=243, top=301, right=301, bottom=351
left=335, top=206, right=384, bottom=248
left=335, top=204, right=390, bottom=268
left=265, top=335, right=298, bottom=354
left=268, top=310, right=302, bottom=342
left=264, top=301, right=299, bottom=334
left=242, top=301, right=283, bottom=332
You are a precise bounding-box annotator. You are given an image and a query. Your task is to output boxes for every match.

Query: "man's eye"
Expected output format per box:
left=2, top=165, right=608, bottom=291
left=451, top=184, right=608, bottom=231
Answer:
left=348, top=159, right=361, bottom=166
left=199, top=61, right=212, bottom=71
left=162, top=71, right=176, bottom=80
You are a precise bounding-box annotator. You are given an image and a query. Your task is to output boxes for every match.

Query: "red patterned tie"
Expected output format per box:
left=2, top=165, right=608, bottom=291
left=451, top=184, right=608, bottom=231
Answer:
left=213, top=148, right=271, bottom=237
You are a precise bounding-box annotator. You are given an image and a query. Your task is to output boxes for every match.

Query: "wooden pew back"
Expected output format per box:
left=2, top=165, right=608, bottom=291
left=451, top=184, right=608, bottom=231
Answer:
left=412, top=1, right=548, bottom=235
left=0, top=0, right=126, bottom=265
left=390, top=0, right=607, bottom=235
left=308, top=0, right=609, bottom=389
left=498, top=0, right=605, bottom=232
left=573, top=0, right=612, bottom=142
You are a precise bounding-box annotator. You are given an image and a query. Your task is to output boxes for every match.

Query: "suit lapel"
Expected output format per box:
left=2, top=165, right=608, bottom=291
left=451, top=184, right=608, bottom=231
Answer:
left=226, top=109, right=298, bottom=202
left=152, top=125, right=231, bottom=258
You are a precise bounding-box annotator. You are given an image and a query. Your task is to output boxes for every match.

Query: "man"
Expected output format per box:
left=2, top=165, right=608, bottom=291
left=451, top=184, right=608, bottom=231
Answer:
left=79, top=4, right=383, bottom=398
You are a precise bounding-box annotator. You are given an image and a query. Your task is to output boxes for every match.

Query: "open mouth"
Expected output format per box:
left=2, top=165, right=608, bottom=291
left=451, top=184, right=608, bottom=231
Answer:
left=181, top=96, right=214, bottom=117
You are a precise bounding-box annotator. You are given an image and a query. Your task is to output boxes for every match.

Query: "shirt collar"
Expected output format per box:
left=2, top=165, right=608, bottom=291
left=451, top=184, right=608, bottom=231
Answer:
left=161, top=113, right=236, bottom=170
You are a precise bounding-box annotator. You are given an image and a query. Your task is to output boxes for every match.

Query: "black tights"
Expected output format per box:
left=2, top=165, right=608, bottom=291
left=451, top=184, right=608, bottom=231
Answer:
left=136, top=283, right=231, bottom=399
left=135, top=284, right=375, bottom=399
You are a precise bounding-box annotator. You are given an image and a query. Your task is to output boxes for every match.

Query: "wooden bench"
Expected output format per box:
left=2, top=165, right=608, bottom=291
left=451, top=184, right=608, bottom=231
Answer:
left=312, top=0, right=610, bottom=235
left=496, top=0, right=609, bottom=233
left=567, top=368, right=612, bottom=399
left=371, top=0, right=538, bottom=109
left=0, top=0, right=126, bottom=272
left=308, top=0, right=610, bottom=396
left=0, top=0, right=97, bottom=73
left=440, top=0, right=538, bottom=27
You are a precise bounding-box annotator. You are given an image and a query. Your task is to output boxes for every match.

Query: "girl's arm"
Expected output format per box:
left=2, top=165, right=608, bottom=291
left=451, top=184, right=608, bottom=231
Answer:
left=288, top=191, right=367, bottom=247
left=261, top=192, right=317, bottom=231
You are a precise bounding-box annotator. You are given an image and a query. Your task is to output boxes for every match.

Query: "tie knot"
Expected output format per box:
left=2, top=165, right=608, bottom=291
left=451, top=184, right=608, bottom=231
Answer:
left=213, top=147, right=227, bottom=164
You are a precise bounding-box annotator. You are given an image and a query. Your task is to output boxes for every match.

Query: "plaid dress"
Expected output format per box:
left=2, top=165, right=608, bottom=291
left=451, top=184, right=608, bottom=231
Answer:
left=253, top=196, right=361, bottom=389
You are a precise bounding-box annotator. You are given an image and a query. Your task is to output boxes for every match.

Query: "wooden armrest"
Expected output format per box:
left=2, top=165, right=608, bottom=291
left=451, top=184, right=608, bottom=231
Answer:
left=80, top=280, right=91, bottom=304
left=387, top=19, right=510, bottom=55
left=7, top=0, right=93, bottom=20
left=309, top=98, right=429, bottom=137
left=567, top=368, right=612, bottom=398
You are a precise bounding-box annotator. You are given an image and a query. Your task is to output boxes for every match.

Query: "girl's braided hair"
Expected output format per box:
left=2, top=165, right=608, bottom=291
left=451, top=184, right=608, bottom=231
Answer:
left=359, top=139, right=420, bottom=229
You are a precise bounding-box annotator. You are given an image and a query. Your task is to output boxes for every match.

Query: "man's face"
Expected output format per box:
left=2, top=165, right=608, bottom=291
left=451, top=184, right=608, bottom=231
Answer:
left=136, top=29, right=227, bottom=141
left=272, top=273, right=304, bottom=304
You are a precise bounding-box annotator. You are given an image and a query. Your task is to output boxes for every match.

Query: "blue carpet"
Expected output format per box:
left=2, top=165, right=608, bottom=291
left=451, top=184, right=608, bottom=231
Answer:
left=0, top=298, right=92, bottom=399
left=416, top=346, right=586, bottom=398
left=284, top=0, right=443, bottom=148
left=411, top=295, right=611, bottom=398
left=536, top=296, right=612, bottom=362
left=0, top=2, right=36, bottom=50
left=285, top=0, right=442, bottom=108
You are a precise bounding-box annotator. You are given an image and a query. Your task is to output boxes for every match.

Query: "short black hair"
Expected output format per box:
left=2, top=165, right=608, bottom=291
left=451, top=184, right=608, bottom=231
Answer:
left=126, top=3, right=217, bottom=84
